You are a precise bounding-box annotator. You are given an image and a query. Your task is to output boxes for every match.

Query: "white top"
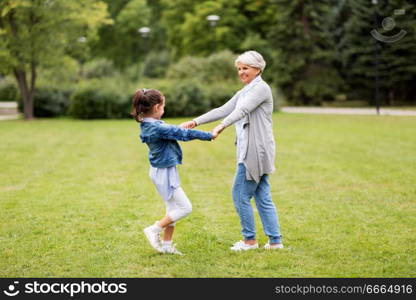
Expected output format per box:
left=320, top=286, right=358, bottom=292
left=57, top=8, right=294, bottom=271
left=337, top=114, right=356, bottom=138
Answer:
left=193, top=75, right=275, bottom=183
left=235, top=118, right=248, bottom=163
left=143, top=117, right=180, bottom=201
left=234, top=77, right=260, bottom=163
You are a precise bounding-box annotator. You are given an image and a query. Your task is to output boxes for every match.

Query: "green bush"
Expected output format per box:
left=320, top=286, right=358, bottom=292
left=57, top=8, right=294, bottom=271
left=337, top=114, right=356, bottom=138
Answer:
left=201, top=82, right=240, bottom=108
left=288, top=64, right=346, bottom=105
left=16, top=86, right=73, bottom=117
left=143, top=79, right=209, bottom=117
left=0, top=77, right=19, bottom=102
left=38, top=56, right=80, bottom=88
left=69, top=80, right=130, bottom=119
left=166, top=50, right=238, bottom=83
left=141, top=51, right=170, bottom=78
left=33, top=87, right=72, bottom=117
left=83, top=58, right=118, bottom=79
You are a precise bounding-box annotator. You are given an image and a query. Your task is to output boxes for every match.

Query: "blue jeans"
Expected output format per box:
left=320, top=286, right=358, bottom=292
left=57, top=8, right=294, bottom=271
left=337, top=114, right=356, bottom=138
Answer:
left=232, top=163, right=282, bottom=244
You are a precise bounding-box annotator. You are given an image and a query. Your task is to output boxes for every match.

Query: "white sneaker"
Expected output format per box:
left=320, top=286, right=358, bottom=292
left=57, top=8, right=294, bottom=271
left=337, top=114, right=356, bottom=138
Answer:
left=230, top=240, right=259, bottom=251
left=162, top=243, right=183, bottom=255
left=143, top=222, right=163, bottom=252
left=264, top=242, right=284, bottom=249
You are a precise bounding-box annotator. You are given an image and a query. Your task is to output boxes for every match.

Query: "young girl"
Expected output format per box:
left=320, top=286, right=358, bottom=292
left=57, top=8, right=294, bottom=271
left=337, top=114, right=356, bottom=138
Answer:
left=131, top=88, right=215, bottom=255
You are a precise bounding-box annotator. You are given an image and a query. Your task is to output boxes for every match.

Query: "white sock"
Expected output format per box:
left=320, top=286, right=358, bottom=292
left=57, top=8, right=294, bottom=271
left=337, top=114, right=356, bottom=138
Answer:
left=162, top=240, right=172, bottom=246
left=152, top=222, right=162, bottom=232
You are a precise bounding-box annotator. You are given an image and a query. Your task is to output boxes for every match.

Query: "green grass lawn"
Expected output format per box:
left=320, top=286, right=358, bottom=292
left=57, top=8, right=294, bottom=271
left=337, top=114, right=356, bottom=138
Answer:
left=1, top=113, right=415, bottom=277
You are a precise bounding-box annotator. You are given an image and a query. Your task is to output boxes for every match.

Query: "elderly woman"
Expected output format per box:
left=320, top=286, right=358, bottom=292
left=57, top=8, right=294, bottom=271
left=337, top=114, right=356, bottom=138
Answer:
left=181, top=50, right=283, bottom=251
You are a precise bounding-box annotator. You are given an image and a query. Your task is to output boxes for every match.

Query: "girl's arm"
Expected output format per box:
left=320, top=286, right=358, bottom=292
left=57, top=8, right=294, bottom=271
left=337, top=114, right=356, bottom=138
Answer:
left=156, top=123, right=213, bottom=141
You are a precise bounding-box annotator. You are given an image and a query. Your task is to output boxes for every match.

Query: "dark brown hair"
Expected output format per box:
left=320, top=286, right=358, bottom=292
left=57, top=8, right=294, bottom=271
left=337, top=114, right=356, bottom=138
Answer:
left=130, top=89, right=164, bottom=122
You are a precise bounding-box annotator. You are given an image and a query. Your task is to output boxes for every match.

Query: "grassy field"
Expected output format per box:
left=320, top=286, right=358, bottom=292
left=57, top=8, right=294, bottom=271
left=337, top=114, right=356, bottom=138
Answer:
left=0, top=113, right=415, bottom=277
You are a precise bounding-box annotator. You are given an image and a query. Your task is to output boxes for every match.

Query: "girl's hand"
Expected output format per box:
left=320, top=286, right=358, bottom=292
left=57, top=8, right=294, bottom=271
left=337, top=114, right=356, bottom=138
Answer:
left=211, top=124, right=225, bottom=139
left=180, top=120, right=196, bottom=129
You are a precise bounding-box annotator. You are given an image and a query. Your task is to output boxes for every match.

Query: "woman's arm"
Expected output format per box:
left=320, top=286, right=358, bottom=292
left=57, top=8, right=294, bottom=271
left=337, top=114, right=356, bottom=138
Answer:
left=190, top=92, right=239, bottom=126
left=221, top=84, right=268, bottom=128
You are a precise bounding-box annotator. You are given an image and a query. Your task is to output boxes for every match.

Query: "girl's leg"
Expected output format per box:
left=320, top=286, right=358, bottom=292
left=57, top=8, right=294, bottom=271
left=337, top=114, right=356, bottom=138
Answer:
left=163, top=226, right=174, bottom=241
left=158, top=186, right=192, bottom=239
left=158, top=215, right=174, bottom=228
left=164, top=187, right=192, bottom=223
left=161, top=187, right=190, bottom=255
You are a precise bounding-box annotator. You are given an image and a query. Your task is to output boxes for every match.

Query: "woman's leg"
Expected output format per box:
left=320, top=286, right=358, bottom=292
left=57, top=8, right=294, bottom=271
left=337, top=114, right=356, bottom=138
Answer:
left=232, top=163, right=258, bottom=243
left=253, top=174, right=282, bottom=244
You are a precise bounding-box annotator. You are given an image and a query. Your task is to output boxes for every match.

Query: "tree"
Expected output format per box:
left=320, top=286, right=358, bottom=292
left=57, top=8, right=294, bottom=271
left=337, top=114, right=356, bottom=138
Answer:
left=339, top=0, right=416, bottom=104
left=266, top=0, right=345, bottom=104
left=90, top=0, right=151, bottom=69
left=161, top=0, right=249, bottom=58
left=0, top=0, right=112, bottom=119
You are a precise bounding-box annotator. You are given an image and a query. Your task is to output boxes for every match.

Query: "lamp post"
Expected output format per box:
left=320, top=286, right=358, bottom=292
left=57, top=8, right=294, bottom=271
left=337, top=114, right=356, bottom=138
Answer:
left=77, top=36, right=87, bottom=78
left=206, top=15, right=220, bottom=53
left=137, top=27, right=151, bottom=77
left=372, top=0, right=380, bottom=115
left=138, top=27, right=151, bottom=39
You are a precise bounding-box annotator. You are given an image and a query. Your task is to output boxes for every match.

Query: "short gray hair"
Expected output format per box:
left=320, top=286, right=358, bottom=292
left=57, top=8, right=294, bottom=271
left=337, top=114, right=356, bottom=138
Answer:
left=235, top=50, right=266, bottom=72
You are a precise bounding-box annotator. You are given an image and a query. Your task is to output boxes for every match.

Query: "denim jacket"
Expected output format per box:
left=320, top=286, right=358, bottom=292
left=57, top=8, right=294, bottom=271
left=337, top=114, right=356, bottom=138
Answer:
left=140, top=119, right=212, bottom=168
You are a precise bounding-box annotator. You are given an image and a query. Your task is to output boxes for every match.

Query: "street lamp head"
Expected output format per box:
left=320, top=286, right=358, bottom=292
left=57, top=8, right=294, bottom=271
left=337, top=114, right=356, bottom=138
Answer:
left=138, top=27, right=151, bottom=38
left=206, top=15, right=220, bottom=27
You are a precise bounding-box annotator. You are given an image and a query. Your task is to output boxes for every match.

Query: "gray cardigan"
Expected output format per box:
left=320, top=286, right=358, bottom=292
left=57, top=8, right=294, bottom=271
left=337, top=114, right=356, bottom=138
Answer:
left=194, top=76, right=275, bottom=183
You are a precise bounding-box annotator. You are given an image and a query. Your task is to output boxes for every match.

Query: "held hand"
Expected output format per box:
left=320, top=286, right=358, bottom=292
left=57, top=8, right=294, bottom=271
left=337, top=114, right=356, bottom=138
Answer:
left=180, top=120, right=196, bottom=129
left=211, top=124, right=225, bottom=140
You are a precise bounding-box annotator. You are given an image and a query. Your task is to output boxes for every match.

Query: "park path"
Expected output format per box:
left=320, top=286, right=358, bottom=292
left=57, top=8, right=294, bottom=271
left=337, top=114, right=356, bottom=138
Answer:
left=280, top=106, right=416, bottom=116
left=0, top=102, right=19, bottom=120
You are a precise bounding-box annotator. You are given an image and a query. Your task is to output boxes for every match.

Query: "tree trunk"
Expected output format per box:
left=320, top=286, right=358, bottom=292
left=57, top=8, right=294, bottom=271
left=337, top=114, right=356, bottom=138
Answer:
left=301, top=5, right=310, bottom=36
left=388, top=89, right=394, bottom=106
left=9, top=6, right=37, bottom=120
left=14, top=68, right=34, bottom=120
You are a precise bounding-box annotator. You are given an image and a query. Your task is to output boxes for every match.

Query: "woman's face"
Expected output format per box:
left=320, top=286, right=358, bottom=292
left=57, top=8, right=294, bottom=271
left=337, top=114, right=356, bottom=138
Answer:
left=236, top=62, right=261, bottom=85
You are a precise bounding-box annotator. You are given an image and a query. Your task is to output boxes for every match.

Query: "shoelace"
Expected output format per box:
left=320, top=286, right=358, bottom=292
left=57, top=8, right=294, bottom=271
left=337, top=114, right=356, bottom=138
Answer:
left=232, top=241, right=245, bottom=248
left=164, top=244, right=182, bottom=254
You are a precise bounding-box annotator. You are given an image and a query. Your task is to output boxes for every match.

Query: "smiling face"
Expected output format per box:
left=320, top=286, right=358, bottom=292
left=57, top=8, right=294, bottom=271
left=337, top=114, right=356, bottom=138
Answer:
left=236, top=62, right=261, bottom=85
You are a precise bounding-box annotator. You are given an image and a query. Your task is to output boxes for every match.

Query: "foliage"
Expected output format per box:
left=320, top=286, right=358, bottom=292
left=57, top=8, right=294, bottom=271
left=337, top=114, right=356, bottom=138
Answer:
left=161, top=0, right=248, bottom=57
left=90, top=0, right=151, bottom=68
left=266, top=0, right=346, bottom=104
left=83, top=58, right=118, bottom=79
left=1, top=0, right=416, bottom=110
left=37, top=55, right=80, bottom=89
left=69, top=79, right=130, bottom=119
left=167, top=50, right=238, bottom=83
left=201, top=81, right=241, bottom=108
left=33, top=87, right=72, bottom=117
left=141, top=79, right=208, bottom=118
left=0, top=0, right=113, bottom=119
left=339, top=0, right=416, bottom=105
left=141, top=51, right=170, bottom=78
left=0, top=76, right=19, bottom=101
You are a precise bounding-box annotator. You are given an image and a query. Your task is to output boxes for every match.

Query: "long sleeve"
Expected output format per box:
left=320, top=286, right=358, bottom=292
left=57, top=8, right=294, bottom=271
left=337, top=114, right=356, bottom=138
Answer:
left=193, top=92, right=239, bottom=125
left=155, top=123, right=212, bottom=141
left=221, top=84, right=269, bottom=128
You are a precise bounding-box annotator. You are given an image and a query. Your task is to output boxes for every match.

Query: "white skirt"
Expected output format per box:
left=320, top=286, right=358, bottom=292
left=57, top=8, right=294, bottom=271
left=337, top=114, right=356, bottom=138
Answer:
left=149, top=166, right=180, bottom=202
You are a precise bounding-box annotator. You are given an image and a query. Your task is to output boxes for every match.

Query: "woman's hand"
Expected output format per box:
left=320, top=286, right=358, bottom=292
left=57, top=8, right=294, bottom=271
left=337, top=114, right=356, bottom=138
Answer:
left=180, top=120, right=196, bottom=129
left=211, top=124, right=225, bottom=139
